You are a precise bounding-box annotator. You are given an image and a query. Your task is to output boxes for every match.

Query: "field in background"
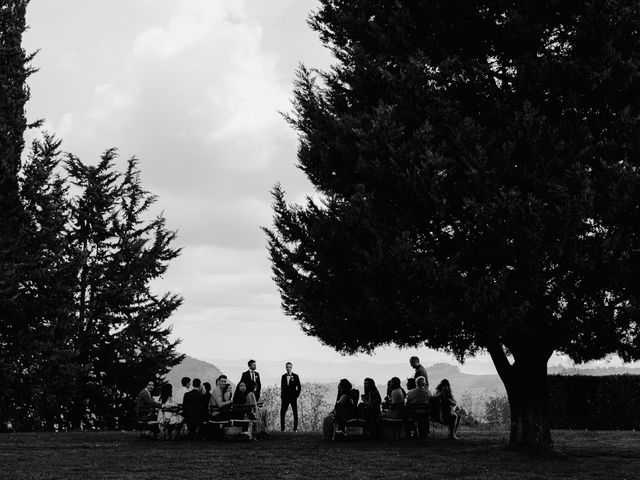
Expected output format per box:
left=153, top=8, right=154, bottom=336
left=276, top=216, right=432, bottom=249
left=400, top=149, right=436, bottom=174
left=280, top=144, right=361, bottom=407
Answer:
left=2, top=429, right=639, bottom=479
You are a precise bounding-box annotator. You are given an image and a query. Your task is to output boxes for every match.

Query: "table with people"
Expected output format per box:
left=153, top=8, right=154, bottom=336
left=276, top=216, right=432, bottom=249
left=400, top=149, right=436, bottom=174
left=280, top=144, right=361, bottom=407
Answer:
left=323, top=356, right=460, bottom=441
left=135, top=359, right=273, bottom=441
left=136, top=355, right=460, bottom=442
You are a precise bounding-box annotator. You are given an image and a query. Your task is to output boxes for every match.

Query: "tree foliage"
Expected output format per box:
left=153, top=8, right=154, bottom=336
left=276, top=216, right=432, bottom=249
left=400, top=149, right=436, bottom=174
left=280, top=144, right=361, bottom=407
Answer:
left=0, top=0, right=39, bottom=427
left=1, top=133, right=184, bottom=431
left=0, top=0, right=183, bottom=431
left=266, top=0, right=640, bottom=448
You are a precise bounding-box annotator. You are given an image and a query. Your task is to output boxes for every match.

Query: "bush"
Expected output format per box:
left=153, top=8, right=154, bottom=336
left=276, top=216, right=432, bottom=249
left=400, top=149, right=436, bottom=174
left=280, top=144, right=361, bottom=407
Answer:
left=548, top=374, right=640, bottom=430
left=484, top=395, right=510, bottom=427
left=260, top=383, right=332, bottom=432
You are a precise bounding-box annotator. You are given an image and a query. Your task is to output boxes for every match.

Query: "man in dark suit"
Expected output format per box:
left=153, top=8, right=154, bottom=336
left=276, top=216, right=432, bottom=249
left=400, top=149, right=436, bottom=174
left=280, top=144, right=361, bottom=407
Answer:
left=240, top=359, right=261, bottom=401
left=280, top=362, right=301, bottom=432
left=183, top=378, right=207, bottom=439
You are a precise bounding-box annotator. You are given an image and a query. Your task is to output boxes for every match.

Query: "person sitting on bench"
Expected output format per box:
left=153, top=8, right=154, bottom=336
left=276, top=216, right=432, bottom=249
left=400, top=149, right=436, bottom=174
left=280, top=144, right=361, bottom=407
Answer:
left=136, top=380, right=161, bottom=421
left=183, top=378, right=207, bottom=439
left=157, top=383, right=182, bottom=440
left=433, top=379, right=460, bottom=440
left=209, top=375, right=233, bottom=420
left=405, top=376, right=430, bottom=439
left=334, top=379, right=357, bottom=433
left=358, top=378, right=382, bottom=436
left=381, top=377, right=405, bottom=420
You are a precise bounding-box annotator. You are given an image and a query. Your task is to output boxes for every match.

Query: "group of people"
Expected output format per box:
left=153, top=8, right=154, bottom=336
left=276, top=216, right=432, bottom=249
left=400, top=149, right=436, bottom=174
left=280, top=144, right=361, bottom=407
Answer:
left=329, top=356, right=460, bottom=440
left=137, top=355, right=460, bottom=441
left=136, top=359, right=302, bottom=440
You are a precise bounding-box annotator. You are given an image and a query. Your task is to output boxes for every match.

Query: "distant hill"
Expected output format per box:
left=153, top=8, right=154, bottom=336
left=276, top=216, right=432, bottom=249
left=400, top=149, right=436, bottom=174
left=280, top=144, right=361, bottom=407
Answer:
left=208, top=358, right=507, bottom=399
left=169, top=356, right=640, bottom=421
left=164, top=355, right=223, bottom=390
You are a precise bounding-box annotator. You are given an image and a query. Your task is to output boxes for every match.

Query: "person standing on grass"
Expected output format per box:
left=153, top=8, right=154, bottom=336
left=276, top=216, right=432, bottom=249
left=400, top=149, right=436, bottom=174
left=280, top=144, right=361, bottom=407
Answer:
left=240, top=359, right=262, bottom=401
left=175, top=376, right=191, bottom=405
left=409, top=356, right=429, bottom=390
left=280, top=361, right=302, bottom=432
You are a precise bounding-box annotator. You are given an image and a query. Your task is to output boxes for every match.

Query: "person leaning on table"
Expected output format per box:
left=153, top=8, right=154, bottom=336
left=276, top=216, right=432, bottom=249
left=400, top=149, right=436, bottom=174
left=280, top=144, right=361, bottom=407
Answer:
left=137, top=380, right=161, bottom=421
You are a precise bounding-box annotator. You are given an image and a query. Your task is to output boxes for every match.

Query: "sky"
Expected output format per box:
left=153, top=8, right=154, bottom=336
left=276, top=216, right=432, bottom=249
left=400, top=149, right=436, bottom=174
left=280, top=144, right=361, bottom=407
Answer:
left=21, top=0, right=634, bottom=375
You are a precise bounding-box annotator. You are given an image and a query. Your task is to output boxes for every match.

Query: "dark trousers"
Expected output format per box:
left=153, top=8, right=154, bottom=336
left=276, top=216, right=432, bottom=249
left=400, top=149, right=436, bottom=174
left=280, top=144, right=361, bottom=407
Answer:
left=280, top=397, right=298, bottom=431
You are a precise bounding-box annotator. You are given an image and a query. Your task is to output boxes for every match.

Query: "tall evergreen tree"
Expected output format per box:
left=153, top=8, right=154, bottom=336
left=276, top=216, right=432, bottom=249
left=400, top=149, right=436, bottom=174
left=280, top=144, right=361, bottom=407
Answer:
left=17, top=134, right=84, bottom=430
left=266, top=0, right=640, bottom=449
left=0, top=0, right=39, bottom=428
left=0, top=1, right=183, bottom=430
left=65, top=151, right=183, bottom=429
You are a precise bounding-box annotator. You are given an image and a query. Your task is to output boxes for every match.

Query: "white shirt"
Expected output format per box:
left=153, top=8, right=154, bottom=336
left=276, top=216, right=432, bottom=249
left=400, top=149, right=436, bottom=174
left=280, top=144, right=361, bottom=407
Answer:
left=174, top=386, right=190, bottom=405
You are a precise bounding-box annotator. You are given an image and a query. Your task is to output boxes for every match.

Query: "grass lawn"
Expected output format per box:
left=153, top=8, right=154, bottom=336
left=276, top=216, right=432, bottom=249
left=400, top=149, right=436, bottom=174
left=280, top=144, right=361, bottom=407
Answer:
left=1, top=427, right=639, bottom=480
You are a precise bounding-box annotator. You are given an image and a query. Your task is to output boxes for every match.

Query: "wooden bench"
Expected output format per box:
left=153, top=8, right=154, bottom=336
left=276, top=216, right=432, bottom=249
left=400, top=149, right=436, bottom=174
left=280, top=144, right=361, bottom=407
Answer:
left=135, top=406, right=159, bottom=438
left=333, top=418, right=366, bottom=440
left=203, top=404, right=256, bottom=441
left=405, top=403, right=430, bottom=439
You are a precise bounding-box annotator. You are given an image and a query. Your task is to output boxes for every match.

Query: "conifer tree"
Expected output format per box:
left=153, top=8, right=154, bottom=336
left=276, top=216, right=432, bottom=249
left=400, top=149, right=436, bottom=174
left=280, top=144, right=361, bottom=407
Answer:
left=65, top=151, right=183, bottom=429
left=17, top=135, right=83, bottom=430
left=266, top=0, right=640, bottom=449
left=0, top=0, right=38, bottom=428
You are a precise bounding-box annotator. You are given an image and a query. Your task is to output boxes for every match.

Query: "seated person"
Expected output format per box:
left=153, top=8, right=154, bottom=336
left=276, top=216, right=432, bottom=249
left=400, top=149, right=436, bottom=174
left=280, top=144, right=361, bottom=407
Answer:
left=182, top=378, right=207, bottom=439
left=433, top=379, right=460, bottom=440
left=381, top=377, right=405, bottom=420
left=203, top=382, right=212, bottom=406
left=157, top=383, right=182, bottom=440
left=136, top=380, right=161, bottom=421
left=406, top=377, right=417, bottom=391
left=358, top=378, right=382, bottom=435
left=383, top=379, right=393, bottom=404
left=333, top=378, right=357, bottom=431
left=405, top=376, right=430, bottom=438
left=209, top=375, right=233, bottom=420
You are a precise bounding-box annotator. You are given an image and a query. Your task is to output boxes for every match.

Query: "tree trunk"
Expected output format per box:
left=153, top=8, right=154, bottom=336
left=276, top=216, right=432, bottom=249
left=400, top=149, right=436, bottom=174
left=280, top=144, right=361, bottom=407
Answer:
left=488, top=344, right=553, bottom=450
left=504, top=359, right=553, bottom=450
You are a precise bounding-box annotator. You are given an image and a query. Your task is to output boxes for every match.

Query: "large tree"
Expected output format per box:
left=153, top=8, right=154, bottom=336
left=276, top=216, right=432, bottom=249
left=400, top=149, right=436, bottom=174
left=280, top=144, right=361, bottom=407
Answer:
left=266, top=0, right=640, bottom=449
left=0, top=0, right=183, bottom=430
left=63, top=150, right=183, bottom=430
left=0, top=0, right=38, bottom=427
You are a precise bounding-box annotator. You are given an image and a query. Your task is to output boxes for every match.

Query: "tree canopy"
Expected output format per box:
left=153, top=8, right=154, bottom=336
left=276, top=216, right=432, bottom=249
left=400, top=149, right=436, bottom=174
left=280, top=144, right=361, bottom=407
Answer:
left=266, top=0, right=640, bottom=448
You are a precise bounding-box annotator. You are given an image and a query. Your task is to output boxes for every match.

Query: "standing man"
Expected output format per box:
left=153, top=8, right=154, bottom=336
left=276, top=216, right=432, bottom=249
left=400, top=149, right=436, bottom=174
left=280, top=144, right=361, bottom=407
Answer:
left=175, top=376, right=191, bottom=405
left=409, top=356, right=429, bottom=390
left=280, top=362, right=302, bottom=432
left=240, top=359, right=262, bottom=401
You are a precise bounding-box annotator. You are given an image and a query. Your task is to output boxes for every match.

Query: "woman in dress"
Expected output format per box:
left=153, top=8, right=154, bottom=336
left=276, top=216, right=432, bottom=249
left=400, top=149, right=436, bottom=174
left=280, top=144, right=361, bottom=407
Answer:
left=358, top=378, right=382, bottom=436
left=245, top=379, right=270, bottom=438
left=333, top=378, right=358, bottom=432
left=233, top=381, right=248, bottom=405
left=433, top=379, right=460, bottom=440
left=382, top=377, right=405, bottom=420
left=157, top=383, right=182, bottom=440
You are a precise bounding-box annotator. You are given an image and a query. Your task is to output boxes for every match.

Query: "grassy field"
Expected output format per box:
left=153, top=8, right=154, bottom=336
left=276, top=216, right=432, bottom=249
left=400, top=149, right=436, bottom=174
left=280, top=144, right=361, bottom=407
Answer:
left=2, top=427, right=639, bottom=480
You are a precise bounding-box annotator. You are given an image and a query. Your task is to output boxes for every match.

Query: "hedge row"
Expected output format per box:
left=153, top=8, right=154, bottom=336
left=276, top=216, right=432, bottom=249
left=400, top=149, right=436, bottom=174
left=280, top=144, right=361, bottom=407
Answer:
left=547, top=375, right=640, bottom=430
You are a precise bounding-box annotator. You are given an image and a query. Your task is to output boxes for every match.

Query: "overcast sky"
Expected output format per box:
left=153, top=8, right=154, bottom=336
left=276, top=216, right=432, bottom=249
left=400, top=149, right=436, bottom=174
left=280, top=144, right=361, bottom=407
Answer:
left=21, top=0, right=630, bottom=374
